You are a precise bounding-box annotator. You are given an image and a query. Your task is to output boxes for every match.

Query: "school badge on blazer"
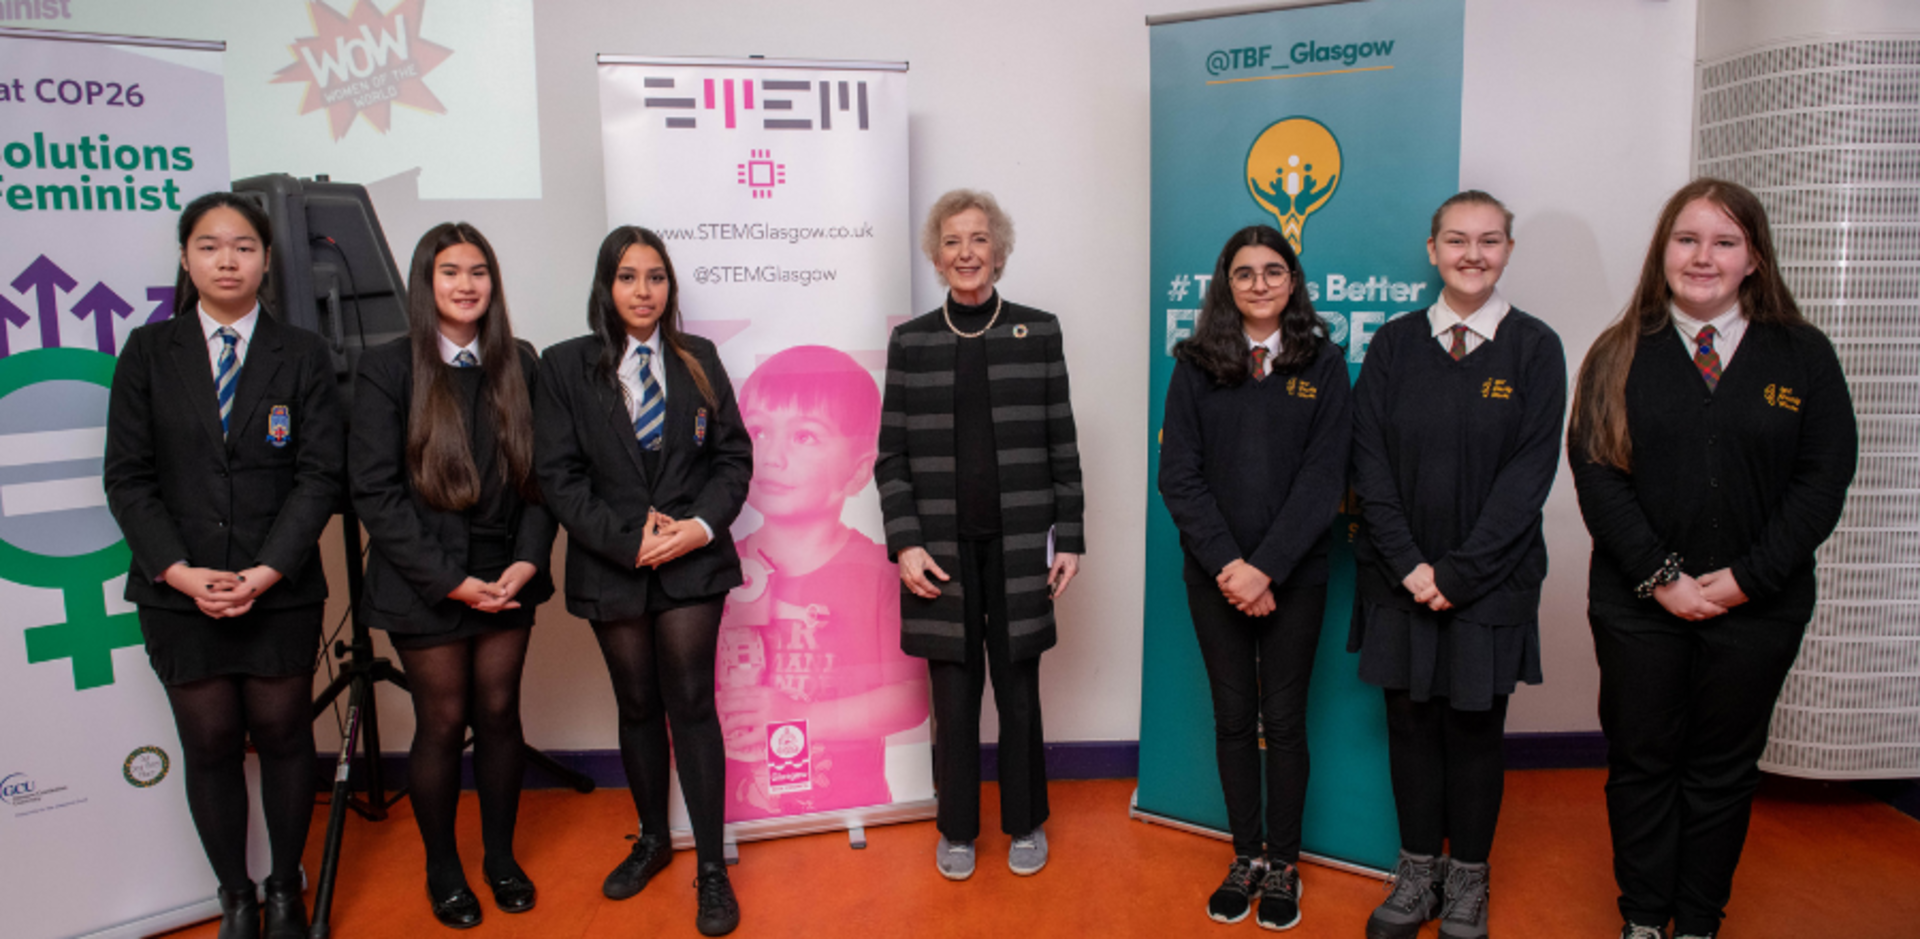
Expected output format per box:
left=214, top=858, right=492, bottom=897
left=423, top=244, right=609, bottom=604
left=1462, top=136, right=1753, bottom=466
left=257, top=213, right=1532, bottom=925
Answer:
left=267, top=405, right=292, bottom=447
left=695, top=407, right=709, bottom=446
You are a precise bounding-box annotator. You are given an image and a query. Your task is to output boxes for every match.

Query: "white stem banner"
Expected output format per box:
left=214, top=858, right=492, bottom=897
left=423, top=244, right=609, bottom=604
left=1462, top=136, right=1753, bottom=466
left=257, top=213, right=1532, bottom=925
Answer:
left=0, top=26, right=251, bottom=939
left=597, top=56, right=932, bottom=839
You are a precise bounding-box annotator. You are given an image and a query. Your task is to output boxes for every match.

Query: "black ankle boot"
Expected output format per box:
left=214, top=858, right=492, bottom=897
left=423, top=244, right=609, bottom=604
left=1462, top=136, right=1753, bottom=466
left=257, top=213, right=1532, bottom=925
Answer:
left=262, top=878, right=308, bottom=939
left=216, top=883, right=261, bottom=939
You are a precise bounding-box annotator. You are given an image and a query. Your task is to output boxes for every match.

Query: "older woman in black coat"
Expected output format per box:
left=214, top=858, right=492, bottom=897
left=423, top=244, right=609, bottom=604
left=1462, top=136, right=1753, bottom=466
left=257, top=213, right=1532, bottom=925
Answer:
left=876, top=188, right=1085, bottom=881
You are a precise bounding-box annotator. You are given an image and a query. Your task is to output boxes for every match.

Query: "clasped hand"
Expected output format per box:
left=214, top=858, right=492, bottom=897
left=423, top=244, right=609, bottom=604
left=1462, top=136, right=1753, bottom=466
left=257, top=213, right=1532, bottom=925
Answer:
left=635, top=508, right=709, bottom=568
left=165, top=563, right=282, bottom=618
left=1654, top=568, right=1747, bottom=622
left=448, top=560, right=539, bottom=612
left=1402, top=562, right=1453, bottom=612
left=1218, top=559, right=1275, bottom=617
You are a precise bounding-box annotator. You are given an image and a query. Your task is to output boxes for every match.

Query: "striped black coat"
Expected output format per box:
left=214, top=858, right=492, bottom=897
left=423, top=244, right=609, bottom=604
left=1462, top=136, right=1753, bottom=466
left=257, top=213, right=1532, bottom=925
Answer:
left=876, top=301, right=1085, bottom=663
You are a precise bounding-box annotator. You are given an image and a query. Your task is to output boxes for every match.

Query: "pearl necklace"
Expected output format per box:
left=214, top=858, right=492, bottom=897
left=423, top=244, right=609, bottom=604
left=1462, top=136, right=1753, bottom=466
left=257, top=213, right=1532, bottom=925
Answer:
left=942, top=294, right=1003, bottom=339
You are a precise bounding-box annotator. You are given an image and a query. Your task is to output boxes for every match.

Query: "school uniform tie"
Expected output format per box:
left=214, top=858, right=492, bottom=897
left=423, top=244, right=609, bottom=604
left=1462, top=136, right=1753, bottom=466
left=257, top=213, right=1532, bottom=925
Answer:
left=214, top=327, right=240, bottom=437
left=1250, top=345, right=1269, bottom=381
left=633, top=345, right=665, bottom=451
left=1448, top=324, right=1470, bottom=361
left=1694, top=325, right=1722, bottom=391
left=453, top=350, right=479, bottom=368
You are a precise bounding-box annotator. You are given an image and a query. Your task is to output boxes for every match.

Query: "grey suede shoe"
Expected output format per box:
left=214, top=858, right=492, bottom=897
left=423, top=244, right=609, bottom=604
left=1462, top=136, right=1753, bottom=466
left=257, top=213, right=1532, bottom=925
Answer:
left=1367, top=850, right=1446, bottom=939
left=1438, top=858, right=1490, bottom=939
left=1008, top=827, right=1048, bottom=876
left=936, top=836, right=976, bottom=880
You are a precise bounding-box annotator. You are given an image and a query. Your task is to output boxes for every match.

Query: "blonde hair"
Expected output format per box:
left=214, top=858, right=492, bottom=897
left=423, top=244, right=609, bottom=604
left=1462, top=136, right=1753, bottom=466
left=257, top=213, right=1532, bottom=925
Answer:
left=921, top=188, right=1016, bottom=284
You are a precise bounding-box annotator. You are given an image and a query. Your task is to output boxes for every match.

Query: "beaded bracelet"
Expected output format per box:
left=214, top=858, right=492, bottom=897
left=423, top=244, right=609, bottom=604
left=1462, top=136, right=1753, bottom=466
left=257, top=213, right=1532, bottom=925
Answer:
left=1634, top=553, right=1684, bottom=599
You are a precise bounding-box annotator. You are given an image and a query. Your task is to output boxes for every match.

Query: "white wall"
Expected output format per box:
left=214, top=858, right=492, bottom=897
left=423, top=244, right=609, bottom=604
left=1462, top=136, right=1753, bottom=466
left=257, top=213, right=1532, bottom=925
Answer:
left=280, top=0, right=1705, bottom=751
left=1698, top=0, right=1920, bottom=62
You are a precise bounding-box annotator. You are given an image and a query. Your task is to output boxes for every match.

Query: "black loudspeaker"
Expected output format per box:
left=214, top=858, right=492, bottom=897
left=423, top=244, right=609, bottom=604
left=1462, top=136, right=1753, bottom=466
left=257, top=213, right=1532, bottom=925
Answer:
left=232, top=173, right=410, bottom=391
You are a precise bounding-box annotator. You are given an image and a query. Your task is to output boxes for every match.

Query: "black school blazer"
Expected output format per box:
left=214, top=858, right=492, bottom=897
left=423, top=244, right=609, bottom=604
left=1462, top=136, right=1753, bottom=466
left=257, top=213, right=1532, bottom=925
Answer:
left=348, top=337, right=557, bottom=635
left=532, top=333, right=751, bottom=621
left=104, top=311, right=345, bottom=612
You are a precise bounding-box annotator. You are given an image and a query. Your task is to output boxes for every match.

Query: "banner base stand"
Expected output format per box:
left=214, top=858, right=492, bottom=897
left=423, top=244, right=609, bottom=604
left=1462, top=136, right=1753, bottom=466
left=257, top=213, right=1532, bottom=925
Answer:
left=668, top=798, right=939, bottom=853
left=1128, top=788, right=1387, bottom=880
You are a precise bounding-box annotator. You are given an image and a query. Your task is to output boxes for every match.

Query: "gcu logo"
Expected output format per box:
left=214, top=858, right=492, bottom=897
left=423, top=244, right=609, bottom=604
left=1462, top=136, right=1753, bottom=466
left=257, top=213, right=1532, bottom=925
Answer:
left=0, top=772, right=36, bottom=804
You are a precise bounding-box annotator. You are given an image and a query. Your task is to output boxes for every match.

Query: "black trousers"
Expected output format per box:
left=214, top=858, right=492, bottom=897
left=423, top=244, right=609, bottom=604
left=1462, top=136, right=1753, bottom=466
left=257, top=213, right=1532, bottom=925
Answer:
left=1186, top=580, right=1324, bottom=863
left=1591, top=603, right=1806, bottom=936
left=1383, top=691, right=1509, bottom=864
left=929, top=537, right=1048, bottom=842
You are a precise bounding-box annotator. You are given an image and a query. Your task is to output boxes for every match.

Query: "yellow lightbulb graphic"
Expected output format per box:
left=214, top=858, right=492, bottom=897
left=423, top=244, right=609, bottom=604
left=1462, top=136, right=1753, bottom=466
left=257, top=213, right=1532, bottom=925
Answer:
left=1245, top=117, right=1342, bottom=254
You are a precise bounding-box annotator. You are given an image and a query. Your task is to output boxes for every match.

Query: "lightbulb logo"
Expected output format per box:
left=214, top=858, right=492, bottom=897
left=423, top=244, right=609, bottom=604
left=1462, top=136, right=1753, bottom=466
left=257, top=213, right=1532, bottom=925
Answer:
left=1245, top=117, right=1342, bottom=254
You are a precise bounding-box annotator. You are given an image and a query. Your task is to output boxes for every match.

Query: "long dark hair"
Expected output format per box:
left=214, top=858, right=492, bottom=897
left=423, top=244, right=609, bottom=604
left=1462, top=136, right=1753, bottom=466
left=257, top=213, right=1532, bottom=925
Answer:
left=173, top=191, right=274, bottom=318
left=1569, top=177, right=1805, bottom=471
left=588, top=226, right=716, bottom=408
left=1174, top=225, right=1323, bottom=385
left=403, top=222, right=540, bottom=510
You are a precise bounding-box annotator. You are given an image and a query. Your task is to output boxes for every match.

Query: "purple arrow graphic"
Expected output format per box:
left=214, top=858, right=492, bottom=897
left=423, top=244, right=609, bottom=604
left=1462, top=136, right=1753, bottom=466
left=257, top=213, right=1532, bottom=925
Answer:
left=12, top=255, right=78, bottom=351
left=146, top=286, right=176, bottom=324
left=0, top=292, right=30, bottom=358
left=72, top=282, right=135, bottom=355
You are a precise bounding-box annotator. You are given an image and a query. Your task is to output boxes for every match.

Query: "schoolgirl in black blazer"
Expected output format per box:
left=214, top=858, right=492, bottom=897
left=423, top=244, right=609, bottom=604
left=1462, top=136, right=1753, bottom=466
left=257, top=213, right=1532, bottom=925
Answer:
left=532, top=226, right=750, bottom=937
left=103, top=192, right=344, bottom=939
left=1158, top=224, right=1351, bottom=931
left=349, top=222, right=557, bottom=927
left=1570, top=179, right=1856, bottom=939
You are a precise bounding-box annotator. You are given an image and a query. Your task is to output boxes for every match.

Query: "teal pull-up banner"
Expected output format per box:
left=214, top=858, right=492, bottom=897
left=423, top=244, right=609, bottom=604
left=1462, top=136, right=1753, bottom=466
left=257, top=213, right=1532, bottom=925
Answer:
left=1139, top=0, right=1464, bottom=873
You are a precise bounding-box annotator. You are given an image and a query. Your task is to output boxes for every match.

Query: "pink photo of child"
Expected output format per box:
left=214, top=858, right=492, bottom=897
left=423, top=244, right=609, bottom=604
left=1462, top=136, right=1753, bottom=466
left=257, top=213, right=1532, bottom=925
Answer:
left=717, top=345, right=931, bottom=820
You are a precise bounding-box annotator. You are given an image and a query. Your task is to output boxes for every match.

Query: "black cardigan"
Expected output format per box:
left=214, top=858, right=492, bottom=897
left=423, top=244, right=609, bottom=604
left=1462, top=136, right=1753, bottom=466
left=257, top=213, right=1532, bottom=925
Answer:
left=533, top=333, right=751, bottom=621
left=104, top=313, right=345, bottom=611
left=1572, top=321, right=1857, bottom=622
left=348, top=338, right=557, bottom=635
left=1158, top=336, right=1352, bottom=589
left=1351, top=307, right=1566, bottom=625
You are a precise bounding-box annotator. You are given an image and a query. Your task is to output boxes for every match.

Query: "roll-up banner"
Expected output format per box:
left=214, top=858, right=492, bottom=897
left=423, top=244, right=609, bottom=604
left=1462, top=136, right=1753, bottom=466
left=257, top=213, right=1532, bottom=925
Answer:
left=597, top=55, right=934, bottom=844
left=0, top=26, right=247, bottom=939
left=1139, top=0, right=1464, bottom=873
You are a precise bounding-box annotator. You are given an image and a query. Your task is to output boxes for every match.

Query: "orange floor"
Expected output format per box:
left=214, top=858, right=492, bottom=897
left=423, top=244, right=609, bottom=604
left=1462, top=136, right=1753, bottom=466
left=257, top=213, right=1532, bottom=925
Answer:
left=155, top=771, right=1920, bottom=938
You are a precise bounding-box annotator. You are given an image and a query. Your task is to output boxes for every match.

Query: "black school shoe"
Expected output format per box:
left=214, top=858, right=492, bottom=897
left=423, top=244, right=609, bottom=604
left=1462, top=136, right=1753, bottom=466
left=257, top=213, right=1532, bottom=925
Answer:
left=1207, top=855, right=1266, bottom=923
left=603, top=833, right=673, bottom=900
left=695, top=861, right=740, bottom=936
left=428, top=884, right=483, bottom=930
left=215, top=883, right=260, bottom=939
left=487, top=871, right=537, bottom=913
left=1255, top=861, right=1303, bottom=931
left=261, top=878, right=308, bottom=939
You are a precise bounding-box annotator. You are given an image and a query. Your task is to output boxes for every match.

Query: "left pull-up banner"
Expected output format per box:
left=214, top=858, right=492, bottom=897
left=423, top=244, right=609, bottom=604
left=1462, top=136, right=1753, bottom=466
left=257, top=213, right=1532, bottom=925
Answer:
left=0, top=25, right=238, bottom=939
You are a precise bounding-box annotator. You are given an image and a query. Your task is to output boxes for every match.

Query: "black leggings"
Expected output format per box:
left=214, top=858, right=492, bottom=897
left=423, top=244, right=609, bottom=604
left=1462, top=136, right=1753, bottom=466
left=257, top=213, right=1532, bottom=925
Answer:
left=163, top=673, right=316, bottom=892
left=593, top=599, right=726, bottom=864
left=1383, top=690, right=1509, bottom=864
left=1187, top=581, right=1325, bottom=863
left=394, top=626, right=532, bottom=892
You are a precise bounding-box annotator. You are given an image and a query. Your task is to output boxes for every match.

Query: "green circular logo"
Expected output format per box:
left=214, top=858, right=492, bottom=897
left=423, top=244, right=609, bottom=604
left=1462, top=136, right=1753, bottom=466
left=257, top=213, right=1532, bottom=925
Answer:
left=124, top=745, right=171, bottom=787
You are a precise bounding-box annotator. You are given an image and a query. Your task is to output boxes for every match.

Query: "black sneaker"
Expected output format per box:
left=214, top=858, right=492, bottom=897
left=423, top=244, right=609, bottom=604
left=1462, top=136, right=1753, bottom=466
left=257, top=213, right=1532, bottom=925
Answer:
left=603, top=833, right=672, bottom=900
left=1255, top=860, right=1303, bottom=931
left=1620, top=925, right=1667, bottom=939
left=1206, top=855, right=1266, bottom=923
left=1437, top=859, right=1489, bottom=939
left=1367, top=850, right=1446, bottom=939
left=694, top=861, right=740, bottom=937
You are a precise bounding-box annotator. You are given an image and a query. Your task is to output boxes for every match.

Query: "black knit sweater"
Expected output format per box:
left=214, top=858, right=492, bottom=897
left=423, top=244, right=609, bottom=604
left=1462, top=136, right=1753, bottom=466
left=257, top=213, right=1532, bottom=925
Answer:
left=1351, top=307, right=1567, bottom=625
left=1571, top=321, right=1857, bottom=622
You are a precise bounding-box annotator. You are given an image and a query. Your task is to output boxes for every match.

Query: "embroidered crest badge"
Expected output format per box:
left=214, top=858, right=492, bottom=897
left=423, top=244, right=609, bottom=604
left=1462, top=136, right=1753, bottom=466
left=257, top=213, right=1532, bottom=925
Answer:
left=266, top=405, right=292, bottom=448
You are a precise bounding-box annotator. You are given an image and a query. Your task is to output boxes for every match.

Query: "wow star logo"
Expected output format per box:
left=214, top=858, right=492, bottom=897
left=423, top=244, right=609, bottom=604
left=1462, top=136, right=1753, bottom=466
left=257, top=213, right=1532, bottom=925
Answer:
left=271, top=0, right=453, bottom=140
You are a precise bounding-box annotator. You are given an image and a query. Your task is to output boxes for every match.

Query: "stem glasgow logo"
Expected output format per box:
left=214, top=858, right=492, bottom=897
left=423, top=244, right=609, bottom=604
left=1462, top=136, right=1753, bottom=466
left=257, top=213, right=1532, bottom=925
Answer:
left=271, top=0, right=453, bottom=141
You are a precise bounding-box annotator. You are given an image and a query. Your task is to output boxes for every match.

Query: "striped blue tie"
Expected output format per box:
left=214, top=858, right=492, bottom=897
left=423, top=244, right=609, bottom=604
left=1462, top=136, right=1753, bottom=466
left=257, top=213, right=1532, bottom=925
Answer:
left=633, top=345, right=665, bottom=451
left=215, top=327, right=240, bottom=438
left=453, top=350, right=479, bottom=368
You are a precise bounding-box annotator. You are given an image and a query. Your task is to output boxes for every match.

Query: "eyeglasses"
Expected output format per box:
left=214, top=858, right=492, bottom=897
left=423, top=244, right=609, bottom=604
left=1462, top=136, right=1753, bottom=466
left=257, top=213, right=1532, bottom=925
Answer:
left=1230, top=265, right=1292, bottom=289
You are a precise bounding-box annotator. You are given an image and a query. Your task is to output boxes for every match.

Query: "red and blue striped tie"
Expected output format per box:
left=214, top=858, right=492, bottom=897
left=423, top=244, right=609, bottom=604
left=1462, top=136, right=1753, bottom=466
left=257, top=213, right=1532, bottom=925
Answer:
left=1694, top=325, right=1722, bottom=391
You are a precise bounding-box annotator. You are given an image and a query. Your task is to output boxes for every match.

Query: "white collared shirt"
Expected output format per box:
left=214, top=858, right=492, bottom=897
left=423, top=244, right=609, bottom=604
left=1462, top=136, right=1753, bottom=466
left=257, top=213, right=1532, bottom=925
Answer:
left=1671, top=303, right=1747, bottom=368
left=1428, top=291, right=1511, bottom=357
left=436, top=330, right=481, bottom=367
left=618, top=331, right=669, bottom=422
left=198, top=304, right=260, bottom=379
left=1245, top=330, right=1283, bottom=377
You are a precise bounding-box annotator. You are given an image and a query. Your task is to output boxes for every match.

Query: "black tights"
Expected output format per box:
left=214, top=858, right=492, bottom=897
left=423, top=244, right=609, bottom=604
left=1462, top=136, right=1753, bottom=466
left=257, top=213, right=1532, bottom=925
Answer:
left=1383, top=690, right=1510, bottom=864
left=164, top=672, right=316, bottom=893
left=395, top=627, right=531, bottom=894
left=592, top=600, right=726, bottom=864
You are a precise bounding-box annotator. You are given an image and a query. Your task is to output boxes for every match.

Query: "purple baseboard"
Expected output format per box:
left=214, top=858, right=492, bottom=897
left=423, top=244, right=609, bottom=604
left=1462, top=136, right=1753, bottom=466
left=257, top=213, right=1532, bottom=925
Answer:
left=1503, top=731, right=1609, bottom=770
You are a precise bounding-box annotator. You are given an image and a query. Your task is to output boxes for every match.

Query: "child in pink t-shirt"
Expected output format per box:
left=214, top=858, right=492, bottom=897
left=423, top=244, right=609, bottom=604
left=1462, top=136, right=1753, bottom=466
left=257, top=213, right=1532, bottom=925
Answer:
left=717, top=346, right=930, bottom=820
